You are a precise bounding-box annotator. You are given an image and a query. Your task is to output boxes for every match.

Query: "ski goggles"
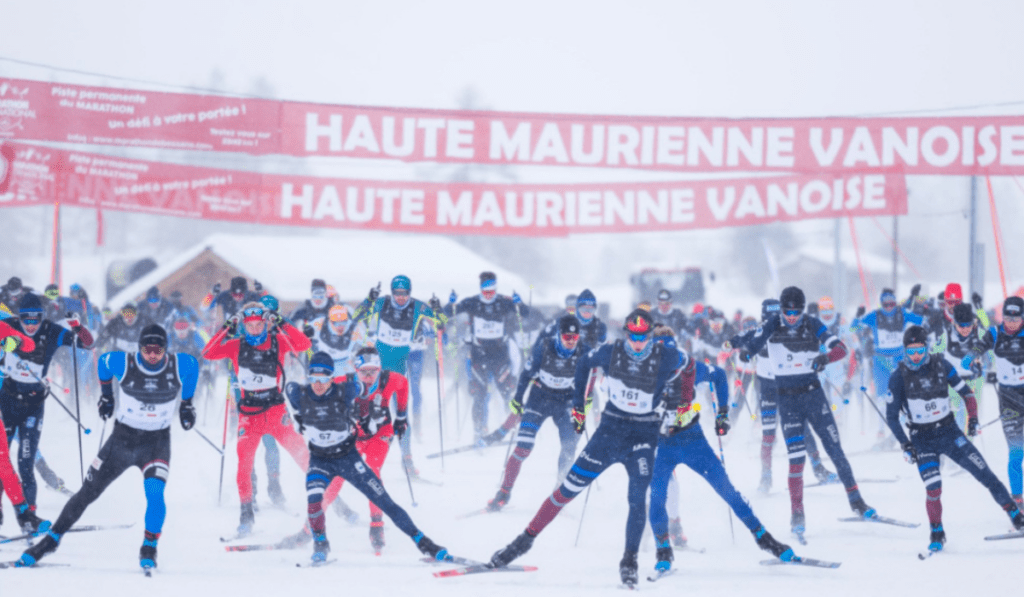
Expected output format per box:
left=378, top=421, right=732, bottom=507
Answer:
left=783, top=309, right=802, bottom=317
left=141, top=345, right=166, bottom=357
left=627, top=332, right=650, bottom=343
left=577, top=305, right=596, bottom=318
left=1004, top=314, right=1023, bottom=323
left=309, top=373, right=333, bottom=384
left=391, top=289, right=410, bottom=298
left=19, top=314, right=42, bottom=326
left=904, top=346, right=927, bottom=357
left=242, top=306, right=265, bottom=322
left=560, top=333, right=580, bottom=343
left=820, top=309, right=835, bottom=319
left=44, top=289, right=59, bottom=300
left=355, top=366, right=381, bottom=380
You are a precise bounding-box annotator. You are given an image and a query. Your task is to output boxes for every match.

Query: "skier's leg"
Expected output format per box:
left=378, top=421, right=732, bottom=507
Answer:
left=622, top=434, right=657, bottom=554
left=553, top=405, right=581, bottom=483
left=998, top=386, right=1024, bottom=498
left=649, top=435, right=681, bottom=539
left=500, top=408, right=544, bottom=492
left=778, top=393, right=808, bottom=518
left=468, top=362, right=489, bottom=439
left=678, top=425, right=762, bottom=532
left=805, top=387, right=862, bottom=503
left=947, top=428, right=1017, bottom=510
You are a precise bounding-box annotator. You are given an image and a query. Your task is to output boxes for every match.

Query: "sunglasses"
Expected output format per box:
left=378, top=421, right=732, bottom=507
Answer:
left=627, top=332, right=650, bottom=342
left=882, top=301, right=897, bottom=309
left=141, top=345, right=165, bottom=357
left=20, top=316, right=41, bottom=326
left=905, top=346, right=927, bottom=356
left=1005, top=315, right=1023, bottom=322
left=392, top=289, right=410, bottom=297
left=309, top=373, right=332, bottom=384
left=242, top=306, right=264, bottom=318
left=784, top=309, right=802, bottom=317
left=561, top=333, right=580, bottom=343
left=357, top=366, right=381, bottom=377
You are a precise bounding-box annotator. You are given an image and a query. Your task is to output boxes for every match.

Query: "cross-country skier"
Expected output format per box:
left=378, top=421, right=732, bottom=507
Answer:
left=0, top=320, right=51, bottom=534
left=16, top=324, right=198, bottom=571
left=970, top=296, right=1024, bottom=505
left=934, top=302, right=989, bottom=432
left=445, top=272, right=529, bottom=442
left=489, top=308, right=685, bottom=586
left=317, top=304, right=368, bottom=376
left=95, top=302, right=145, bottom=353
left=737, top=286, right=875, bottom=539
left=648, top=326, right=794, bottom=572
left=289, top=279, right=336, bottom=348
left=886, top=325, right=1024, bottom=553
left=652, top=289, right=688, bottom=341
left=202, top=301, right=311, bottom=535
left=139, top=286, right=174, bottom=329
left=0, top=293, right=93, bottom=509
left=284, top=351, right=448, bottom=564
left=485, top=314, right=589, bottom=512
left=353, top=275, right=442, bottom=478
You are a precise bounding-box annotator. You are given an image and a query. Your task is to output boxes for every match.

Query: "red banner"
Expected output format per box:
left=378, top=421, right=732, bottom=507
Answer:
left=2, top=77, right=1024, bottom=175
left=0, top=142, right=907, bottom=236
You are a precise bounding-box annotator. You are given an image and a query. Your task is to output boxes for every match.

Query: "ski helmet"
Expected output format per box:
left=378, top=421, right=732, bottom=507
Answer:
left=308, top=351, right=335, bottom=376
left=952, top=303, right=974, bottom=326
left=1004, top=296, right=1024, bottom=318
left=558, top=314, right=581, bottom=336
left=139, top=324, right=168, bottom=348
left=818, top=296, right=834, bottom=312
left=391, top=275, right=411, bottom=293
left=565, top=294, right=578, bottom=309
left=880, top=288, right=896, bottom=306
left=230, top=277, right=248, bottom=294
left=902, top=325, right=928, bottom=347
left=328, top=305, right=349, bottom=323
left=761, top=298, right=781, bottom=322
left=311, top=278, right=327, bottom=293
left=146, top=286, right=160, bottom=303
left=623, top=308, right=655, bottom=335
left=18, top=293, right=43, bottom=316
left=43, top=284, right=59, bottom=300
left=780, top=287, right=805, bottom=312
left=170, top=290, right=184, bottom=306
left=479, top=271, right=497, bottom=289
left=5, top=277, right=22, bottom=293
left=260, top=295, right=279, bottom=312
left=354, top=346, right=382, bottom=370
left=944, top=283, right=963, bottom=305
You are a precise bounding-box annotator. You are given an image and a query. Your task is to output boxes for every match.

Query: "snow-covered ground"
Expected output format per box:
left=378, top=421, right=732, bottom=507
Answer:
left=2, top=366, right=1020, bottom=596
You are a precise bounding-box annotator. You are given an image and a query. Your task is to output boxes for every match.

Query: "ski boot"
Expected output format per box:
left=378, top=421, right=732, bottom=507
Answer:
left=140, top=531, right=159, bottom=570
left=619, top=550, right=639, bottom=587
left=15, top=503, right=51, bottom=535
left=487, top=488, right=511, bottom=512
left=791, top=510, right=806, bottom=538
left=754, top=526, right=794, bottom=561
left=850, top=497, right=877, bottom=519
left=478, top=426, right=509, bottom=447
left=928, top=523, right=946, bottom=552
left=414, top=533, right=448, bottom=561
left=332, top=498, right=360, bottom=525
left=813, top=464, right=839, bottom=485
left=279, top=526, right=313, bottom=549
left=490, top=530, right=535, bottom=568
left=369, top=518, right=385, bottom=554
left=17, top=531, right=60, bottom=567
left=654, top=536, right=674, bottom=572
left=1014, top=494, right=1024, bottom=509
left=1006, top=503, right=1024, bottom=530
left=237, top=501, right=255, bottom=537
left=312, top=533, right=331, bottom=564
left=758, top=470, right=772, bottom=494
left=668, top=517, right=688, bottom=548
left=267, top=476, right=286, bottom=509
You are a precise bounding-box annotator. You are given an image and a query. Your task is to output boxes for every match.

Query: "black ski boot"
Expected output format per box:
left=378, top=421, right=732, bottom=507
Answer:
left=238, top=501, right=255, bottom=536
left=17, top=532, right=59, bottom=567
left=1005, top=503, right=1024, bottom=530
left=15, top=503, right=51, bottom=535
left=487, top=488, right=511, bottom=512
left=654, top=536, right=674, bottom=572
left=619, top=550, right=639, bottom=587
left=928, top=524, right=946, bottom=552
left=754, top=526, right=794, bottom=561
left=490, top=530, right=535, bottom=568
left=850, top=497, right=877, bottom=519
left=312, top=533, right=331, bottom=564
left=415, top=533, right=448, bottom=561
left=370, top=519, right=385, bottom=553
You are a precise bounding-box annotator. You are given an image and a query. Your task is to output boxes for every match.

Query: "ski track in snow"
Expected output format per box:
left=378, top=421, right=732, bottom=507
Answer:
left=2, top=376, right=1020, bottom=596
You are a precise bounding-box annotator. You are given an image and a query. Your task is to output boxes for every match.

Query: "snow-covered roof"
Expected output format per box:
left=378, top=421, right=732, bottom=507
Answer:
left=108, top=232, right=530, bottom=307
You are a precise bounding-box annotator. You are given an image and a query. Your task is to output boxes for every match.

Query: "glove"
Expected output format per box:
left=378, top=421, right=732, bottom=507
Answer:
left=910, top=283, right=921, bottom=298
left=448, top=290, right=457, bottom=304
left=179, top=401, right=196, bottom=430
left=3, top=335, right=22, bottom=353
left=509, top=397, right=524, bottom=415
left=855, top=306, right=866, bottom=319
left=98, top=394, right=114, bottom=420
left=393, top=417, right=408, bottom=439
left=224, top=314, right=239, bottom=336
left=65, top=312, right=82, bottom=330
left=715, top=411, right=731, bottom=436
left=901, top=442, right=917, bottom=464
left=266, top=311, right=283, bottom=327
left=212, top=283, right=221, bottom=295
left=428, top=296, right=443, bottom=313
left=512, top=291, right=522, bottom=304
left=302, top=324, right=315, bottom=338
left=738, top=349, right=752, bottom=363
left=254, top=279, right=263, bottom=292
left=811, top=354, right=829, bottom=372
left=967, top=417, right=979, bottom=437
left=357, top=416, right=377, bottom=438
left=571, top=407, right=586, bottom=434
left=293, top=413, right=305, bottom=435
left=367, top=285, right=380, bottom=303
left=987, top=371, right=998, bottom=384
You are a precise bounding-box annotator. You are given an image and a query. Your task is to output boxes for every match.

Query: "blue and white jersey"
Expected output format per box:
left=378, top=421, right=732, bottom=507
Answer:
left=853, top=308, right=923, bottom=358
left=98, top=351, right=199, bottom=431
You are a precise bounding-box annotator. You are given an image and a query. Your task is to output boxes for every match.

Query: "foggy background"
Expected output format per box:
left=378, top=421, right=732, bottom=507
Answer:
left=1, top=0, right=1023, bottom=312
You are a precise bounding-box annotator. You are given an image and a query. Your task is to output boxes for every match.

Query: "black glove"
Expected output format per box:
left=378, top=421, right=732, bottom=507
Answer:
left=302, top=324, right=315, bottom=338
left=224, top=314, right=239, bottom=336
left=368, top=284, right=380, bottom=303
left=293, top=413, right=305, bottom=435
left=212, top=283, right=221, bottom=295
left=179, top=401, right=196, bottom=430
left=811, top=354, right=829, bottom=372
left=393, top=417, right=408, bottom=439
left=987, top=371, right=998, bottom=385
left=429, top=296, right=443, bottom=313
left=901, top=442, right=917, bottom=464
left=910, top=283, right=921, bottom=298
left=98, top=393, right=114, bottom=420
left=738, top=349, right=752, bottom=363
left=967, top=417, right=979, bottom=437
left=972, top=292, right=984, bottom=310
left=715, top=412, right=731, bottom=436
left=855, top=306, right=866, bottom=319
left=254, top=279, right=263, bottom=292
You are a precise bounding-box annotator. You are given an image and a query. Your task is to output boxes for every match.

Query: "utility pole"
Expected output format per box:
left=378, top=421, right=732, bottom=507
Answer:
left=968, top=176, right=984, bottom=298
left=833, top=218, right=844, bottom=314
left=891, top=215, right=898, bottom=295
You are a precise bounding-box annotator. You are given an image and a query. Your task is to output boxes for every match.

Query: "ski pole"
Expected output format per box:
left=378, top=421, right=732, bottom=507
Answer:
left=97, top=419, right=107, bottom=452
left=711, top=394, right=735, bottom=544
left=857, top=386, right=890, bottom=424
left=574, top=482, right=592, bottom=548
left=401, top=436, right=418, bottom=507
left=194, top=428, right=225, bottom=455
left=70, top=340, right=85, bottom=483
left=218, top=377, right=231, bottom=506
left=29, top=371, right=91, bottom=434
left=432, top=317, right=446, bottom=473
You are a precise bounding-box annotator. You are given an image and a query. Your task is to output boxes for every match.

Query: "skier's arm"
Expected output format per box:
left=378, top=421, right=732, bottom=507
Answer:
left=698, top=362, right=729, bottom=409
left=97, top=351, right=128, bottom=399
left=176, top=354, right=200, bottom=400
left=512, top=337, right=546, bottom=405
left=201, top=327, right=239, bottom=361
left=885, top=370, right=911, bottom=446
left=740, top=315, right=779, bottom=355
left=945, top=362, right=978, bottom=421
left=572, top=345, right=611, bottom=412
left=275, top=322, right=313, bottom=359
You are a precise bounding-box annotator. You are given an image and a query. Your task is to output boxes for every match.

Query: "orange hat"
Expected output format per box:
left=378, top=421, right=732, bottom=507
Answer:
left=328, top=304, right=349, bottom=323
left=818, top=296, right=834, bottom=311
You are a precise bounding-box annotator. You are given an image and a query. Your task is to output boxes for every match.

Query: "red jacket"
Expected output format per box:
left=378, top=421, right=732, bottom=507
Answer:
left=0, top=320, right=35, bottom=353
left=344, top=370, right=409, bottom=440
left=202, top=322, right=311, bottom=389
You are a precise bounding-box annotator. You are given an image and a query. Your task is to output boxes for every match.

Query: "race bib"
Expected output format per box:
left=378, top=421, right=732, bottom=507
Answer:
left=2, top=353, right=44, bottom=383
left=878, top=329, right=903, bottom=350
left=378, top=320, right=411, bottom=348
left=996, top=359, right=1024, bottom=386
left=605, top=377, right=653, bottom=414
left=906, top=396, right=950, bottom=424
left=237, top=367, right=276, bottom=391
left=305, top=425, right=353, bottom=448
left=117, top=393, right=178, bottom=431
left=473, top=317, right=504, bottom=340
left=538, top=370, right=573, bottom=390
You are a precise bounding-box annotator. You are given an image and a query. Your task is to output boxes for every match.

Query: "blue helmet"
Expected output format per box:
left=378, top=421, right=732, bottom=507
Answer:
left=260, top=294, right=279, bottom=312
left=391, top=275, right=411, bottom=293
